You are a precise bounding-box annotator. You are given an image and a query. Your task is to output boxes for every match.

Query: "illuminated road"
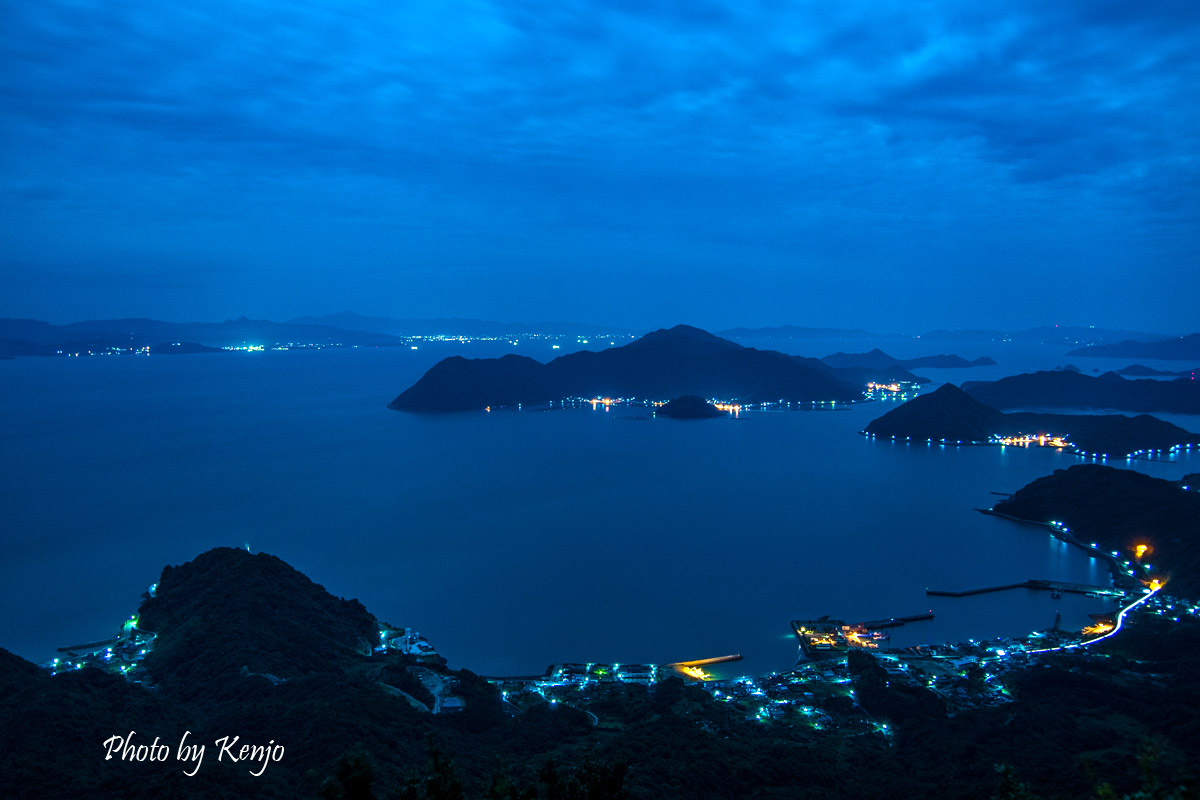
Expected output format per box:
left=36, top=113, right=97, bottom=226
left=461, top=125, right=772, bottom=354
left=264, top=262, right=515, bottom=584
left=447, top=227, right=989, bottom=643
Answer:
left=1026, top=585, right=1162, bottom=655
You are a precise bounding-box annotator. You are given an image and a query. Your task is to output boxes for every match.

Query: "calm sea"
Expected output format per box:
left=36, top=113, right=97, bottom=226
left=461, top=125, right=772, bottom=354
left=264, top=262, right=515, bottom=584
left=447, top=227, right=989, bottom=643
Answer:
left=2, top=339, right=1195, bottom=678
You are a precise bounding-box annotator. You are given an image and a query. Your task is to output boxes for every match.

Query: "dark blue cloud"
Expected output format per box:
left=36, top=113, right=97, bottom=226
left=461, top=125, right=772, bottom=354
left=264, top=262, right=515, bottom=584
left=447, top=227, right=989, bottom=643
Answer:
left=1, top=0, right=1196, bottom=330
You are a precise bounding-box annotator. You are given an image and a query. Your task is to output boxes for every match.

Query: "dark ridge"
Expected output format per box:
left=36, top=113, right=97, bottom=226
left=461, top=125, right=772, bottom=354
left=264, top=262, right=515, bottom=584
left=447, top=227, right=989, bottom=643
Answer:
left=657, top=395, right=726, bottom=419
left=962, top=370, right=1200, bottom=414
left=390, top=325, right=862, bottom=411
left=995, top=465, right=1200, bottom=598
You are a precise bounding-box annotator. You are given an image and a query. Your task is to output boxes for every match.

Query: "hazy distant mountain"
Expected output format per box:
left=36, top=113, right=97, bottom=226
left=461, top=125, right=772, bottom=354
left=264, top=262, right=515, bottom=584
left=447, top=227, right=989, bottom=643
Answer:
left=821, top=348, right=995, bottom=371
left=865, top=384, right=1200, bottom=456
left=718, top=325, right=900, bottom=340
left=390, top=324, right=863, bottom=410
left=800, top=353, right=928, bottom=386
left=1066, top=334, right=1200, bottom=361
left=289, top=312, right=633, bottom=338
left=921, top=326, right=1172, bottom=346
left=1115, top=364, right=1200, bottom=378
left=962, top=370, right=1200, bottom=414
left=0, top=316, right=404, bottom=355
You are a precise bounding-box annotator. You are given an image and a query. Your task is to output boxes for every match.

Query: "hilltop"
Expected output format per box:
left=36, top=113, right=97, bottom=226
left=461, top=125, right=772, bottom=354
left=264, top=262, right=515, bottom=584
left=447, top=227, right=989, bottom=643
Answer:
left=137, top=548, right=380, bottom=699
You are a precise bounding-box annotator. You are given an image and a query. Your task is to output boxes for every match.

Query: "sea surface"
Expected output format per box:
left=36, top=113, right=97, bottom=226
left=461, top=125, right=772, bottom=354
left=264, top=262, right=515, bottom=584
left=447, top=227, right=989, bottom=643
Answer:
left=2, top=338, right=1196, bottom=679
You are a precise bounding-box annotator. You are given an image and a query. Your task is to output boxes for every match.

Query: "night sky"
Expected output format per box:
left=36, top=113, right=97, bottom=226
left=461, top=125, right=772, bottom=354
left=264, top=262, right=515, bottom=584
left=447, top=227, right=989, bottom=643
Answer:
left=1, top=1, right=1197, bottom=333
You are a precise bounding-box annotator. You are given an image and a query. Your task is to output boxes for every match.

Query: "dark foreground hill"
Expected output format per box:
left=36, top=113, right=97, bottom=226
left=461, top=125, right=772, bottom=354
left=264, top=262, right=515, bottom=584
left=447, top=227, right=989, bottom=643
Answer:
left=137, top=549, right=380, bottom=699
left=390, top=325, right=865, bottom=410
left=3, top=546, right=1200, bottom=799
left=994, top=465, right=1200, bottom=598
left=864, top=384, right=1200, bottom=456
left=963, top=370, right=1200, bottom=414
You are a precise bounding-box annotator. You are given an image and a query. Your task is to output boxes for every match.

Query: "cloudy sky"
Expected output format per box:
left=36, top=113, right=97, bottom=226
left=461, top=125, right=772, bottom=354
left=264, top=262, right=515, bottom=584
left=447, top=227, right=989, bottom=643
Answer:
left=1, top=0, right=1197, bottom=332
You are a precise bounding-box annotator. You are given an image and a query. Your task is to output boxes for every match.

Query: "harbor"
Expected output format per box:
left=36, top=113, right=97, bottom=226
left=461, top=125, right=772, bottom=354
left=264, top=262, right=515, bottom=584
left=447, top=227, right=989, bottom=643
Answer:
left=792, top=613, right=935, bottom=660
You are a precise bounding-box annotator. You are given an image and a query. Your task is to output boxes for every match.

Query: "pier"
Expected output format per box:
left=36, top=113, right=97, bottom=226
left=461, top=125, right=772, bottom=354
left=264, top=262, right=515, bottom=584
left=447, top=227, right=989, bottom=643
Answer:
left=852, top=613, right=935, bottom=629
left=927, top=579, right=1123, bottom=598
left=664, top=654, right=743, bottom=681
left=663, top=654, right=743, bottom=669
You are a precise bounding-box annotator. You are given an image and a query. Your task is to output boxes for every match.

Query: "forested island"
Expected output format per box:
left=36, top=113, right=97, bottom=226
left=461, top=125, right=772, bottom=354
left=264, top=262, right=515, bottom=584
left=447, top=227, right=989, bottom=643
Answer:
left=962, top=370, right=1200, bottom=415
left=656, top=395, right=726, bottom=419
left=389, top=325, right=882, bottom=411
left=993, top=465, right=1200, bottom=597
left=864, top=384, right=1200, bottom=456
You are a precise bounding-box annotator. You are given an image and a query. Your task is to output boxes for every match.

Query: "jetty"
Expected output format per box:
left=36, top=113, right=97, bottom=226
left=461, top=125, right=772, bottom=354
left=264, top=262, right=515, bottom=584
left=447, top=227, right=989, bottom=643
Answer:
left=663, top=654, right=743, bottom=669
left=853, top=613, right=934, bottom=629
left=927, top=579, right=1123, bottom=598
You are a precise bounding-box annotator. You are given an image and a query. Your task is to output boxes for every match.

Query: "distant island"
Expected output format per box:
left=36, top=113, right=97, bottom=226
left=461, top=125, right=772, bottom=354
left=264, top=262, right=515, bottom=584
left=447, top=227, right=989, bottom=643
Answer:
left=1067, top=333, right=1200, bottom=361
left=717, top=325, right=901, bottom=341
left=992, top=464, right=1200, bottom=598
left=0, top=316, right=406, bottom=356
left=390, top=325, right=876, bottom=411
left=657, top=395, right=727, bottom=419
left=0, top=314, right=636, bottom=358
left=1116, top=364, right=1199, bottom=377
left=961, top=370, right=1200, bottom=415
left=147, top=342, right=223, bottom=355
left=821, top=348, right=995, bottom=370
left=718, top=325, right=1174, bottom=348
left=864, top=384, right=1200, bottom=457
left=919, top=326, right=1173, bottom=346
left=289, top=311, right=634, bottom=339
